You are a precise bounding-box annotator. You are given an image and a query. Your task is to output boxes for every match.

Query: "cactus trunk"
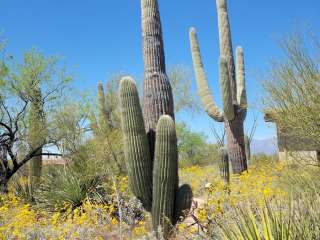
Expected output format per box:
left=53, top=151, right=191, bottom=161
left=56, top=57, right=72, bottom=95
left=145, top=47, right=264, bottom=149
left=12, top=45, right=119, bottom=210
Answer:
left=28, top=84, right=45, bottom=188
left=141, top=0, right=174, bottom=162
left=244, top=135, right=251, bottom=166
left=224, top=113, right=247, bottom=174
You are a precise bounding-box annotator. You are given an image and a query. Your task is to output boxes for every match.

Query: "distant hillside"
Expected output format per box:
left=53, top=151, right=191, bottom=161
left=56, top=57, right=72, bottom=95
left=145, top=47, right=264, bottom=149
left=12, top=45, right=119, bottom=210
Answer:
left=251, top=138, right=278, bottom=155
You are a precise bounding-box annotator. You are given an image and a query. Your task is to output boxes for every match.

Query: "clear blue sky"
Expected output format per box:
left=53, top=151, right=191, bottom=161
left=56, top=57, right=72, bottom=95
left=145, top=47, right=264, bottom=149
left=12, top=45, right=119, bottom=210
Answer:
left=1, top=0, right=319, bottom=141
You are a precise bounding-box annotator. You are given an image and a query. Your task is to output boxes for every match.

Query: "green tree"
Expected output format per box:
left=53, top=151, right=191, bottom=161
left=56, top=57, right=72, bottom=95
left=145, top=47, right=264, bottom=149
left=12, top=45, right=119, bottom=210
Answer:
left=0, top=48, right=75, bottom=192
left=176, top=122, right=216, bottom=166
left=168, top=65, right=201, bottom=113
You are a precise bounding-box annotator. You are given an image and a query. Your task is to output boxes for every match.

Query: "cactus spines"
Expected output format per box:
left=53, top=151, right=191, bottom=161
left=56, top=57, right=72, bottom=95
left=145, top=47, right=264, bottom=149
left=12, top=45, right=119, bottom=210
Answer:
left=119, top=77, right=153, bottom=211
left=219, top=147, right=230, bottom=183
left=236, top=47, right=247, bottom=108
left=173, top=184, right=193, bottom=224
left=189, top=0, right=248, bottom=174
left=152, top=115, right=177, bottom=235
left=220, top=57, right=234, bottom=121
left=141, top=0, right=174, bottom=161
left=189, top=28, right=224, bottom=122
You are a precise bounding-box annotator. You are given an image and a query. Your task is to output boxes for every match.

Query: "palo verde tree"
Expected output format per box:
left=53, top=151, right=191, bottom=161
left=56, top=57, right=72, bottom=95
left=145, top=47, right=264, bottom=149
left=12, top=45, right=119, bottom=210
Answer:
left=0, top=48, right=73, bottom=193
left=189, top=0, right=248, bottom=173
left=264, top=32, right=320, bottom=148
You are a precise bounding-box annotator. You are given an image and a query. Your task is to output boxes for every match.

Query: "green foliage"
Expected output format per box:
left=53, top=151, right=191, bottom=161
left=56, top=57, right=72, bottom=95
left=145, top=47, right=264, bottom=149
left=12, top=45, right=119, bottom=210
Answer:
left=220, top=203, right=292, bottom=240
left=90, top=75, right=126, bottom=172
left=12, top=179, right=34, bottom=203
left=168, top=66, right=201, bottom=113
left=176, top=122, right=217, bottom=167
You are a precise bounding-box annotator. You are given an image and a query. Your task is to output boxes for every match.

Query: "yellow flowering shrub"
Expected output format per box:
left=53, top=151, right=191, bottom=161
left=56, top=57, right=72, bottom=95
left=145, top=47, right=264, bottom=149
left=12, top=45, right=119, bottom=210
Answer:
left=176, top=160, right=289, bottom=237
left=0, top=160, right=300, bottom=239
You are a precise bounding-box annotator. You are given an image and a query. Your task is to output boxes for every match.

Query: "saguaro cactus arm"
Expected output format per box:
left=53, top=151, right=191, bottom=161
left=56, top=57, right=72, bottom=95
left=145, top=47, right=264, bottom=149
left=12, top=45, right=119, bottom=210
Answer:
left=119, top=77, right=153, bottom=211
left=220, top=57, right=234, bottom=121
left=236, top=47, right=247, bottom=109
left=216, top=0, right=236, bottom=101
left=189, top=28, right=224, bottom=122
left=152, top=115, right=178, bottom=236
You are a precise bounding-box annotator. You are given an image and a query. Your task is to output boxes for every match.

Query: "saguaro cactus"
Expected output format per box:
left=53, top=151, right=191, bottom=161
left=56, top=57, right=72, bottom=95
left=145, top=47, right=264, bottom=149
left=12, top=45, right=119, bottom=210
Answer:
left=120, top=77, right=192, bottom=237
left=97, top=82, right=111, bottom=131
left=28, top=84, right=46, bottom=188
left=141, top=0, right=174, bottom=162
left=189, top=0, right=248, bottom=174
left=219, top=147, right=230, bottom=183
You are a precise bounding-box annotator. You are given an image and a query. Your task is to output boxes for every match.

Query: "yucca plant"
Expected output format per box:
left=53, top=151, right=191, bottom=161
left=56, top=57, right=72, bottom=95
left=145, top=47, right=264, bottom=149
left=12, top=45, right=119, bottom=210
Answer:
left=219, top=203, right=293, bottom=240
left=35, top=165, right=105, bottom=212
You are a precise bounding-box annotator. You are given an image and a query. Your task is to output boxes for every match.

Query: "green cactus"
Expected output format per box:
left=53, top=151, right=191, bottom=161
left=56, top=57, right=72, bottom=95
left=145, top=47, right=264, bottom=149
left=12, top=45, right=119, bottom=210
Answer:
left=97, top=82, right=110, bottom=131
left=119, top=77, right=153, bottom=211
left=152, top=115, right=178, bottom=235
left=173, top=184, right=193, bottom=224
left=219, top=147, right=230, bottom=183
left=189, top=0, right=248, bottom=174
left=28, top=83, right=46, bottom=189
left=119, top=77, right=192, bottom=238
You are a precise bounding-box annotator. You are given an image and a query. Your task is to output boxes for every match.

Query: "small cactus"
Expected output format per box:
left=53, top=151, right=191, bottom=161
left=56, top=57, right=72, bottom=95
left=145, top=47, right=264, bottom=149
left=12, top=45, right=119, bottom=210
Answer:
left=173, top=184, right=193, bottom=224
left=244, top=135, right=251, bottom=166
left=97, top=82, right=110, bottom=131
left=219, top=147, right=230, bottom=183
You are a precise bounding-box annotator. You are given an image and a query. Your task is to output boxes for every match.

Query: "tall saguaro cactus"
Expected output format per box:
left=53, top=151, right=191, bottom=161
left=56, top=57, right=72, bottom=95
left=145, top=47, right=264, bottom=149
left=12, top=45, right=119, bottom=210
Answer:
left=142, top=0, right=174, bottom=161
left=28, top=84, right=46, bottom=188
left=189, top=0, right=248, bottom=174
left=120, top=77, right=192, bottom=237
left=119, top=0, right=192, bottom=236
left=97, top=82, right=111, bottom=131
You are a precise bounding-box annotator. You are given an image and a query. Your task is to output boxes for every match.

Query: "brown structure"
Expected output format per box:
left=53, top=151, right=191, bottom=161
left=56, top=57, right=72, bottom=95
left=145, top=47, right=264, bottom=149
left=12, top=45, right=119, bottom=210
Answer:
left=42, top=154, right=66, bottom=166
left=265, top=111, right=319, bottom=163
